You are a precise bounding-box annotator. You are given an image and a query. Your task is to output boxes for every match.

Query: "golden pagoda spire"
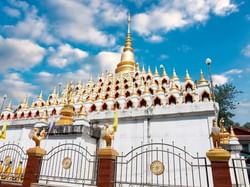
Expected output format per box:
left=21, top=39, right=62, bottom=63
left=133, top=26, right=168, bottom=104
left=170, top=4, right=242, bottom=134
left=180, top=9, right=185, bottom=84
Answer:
left=115, top=13, right=137, bottom=74
left=172, top=68, right=179, bottom=81
left=185, top=69, right=191, bottom=81
left=154, top=67, right=159, bottom=77
left=38, top=91, right=43, bottom=99
left=6, top=101, right=12, bottom=112
left=199, top=69, right=208, bottom=84
left=230, top=126, right=236, bottom=138
left=148, top=66, right=152, bottom=74
left=142, top=65, right=145, bottom=74
left=160, top=64, right=168, bottom=77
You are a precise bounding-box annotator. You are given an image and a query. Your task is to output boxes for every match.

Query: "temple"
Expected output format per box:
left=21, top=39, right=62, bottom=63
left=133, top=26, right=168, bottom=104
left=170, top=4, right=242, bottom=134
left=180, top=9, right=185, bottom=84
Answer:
left=0, top=15, right=216, bottom=156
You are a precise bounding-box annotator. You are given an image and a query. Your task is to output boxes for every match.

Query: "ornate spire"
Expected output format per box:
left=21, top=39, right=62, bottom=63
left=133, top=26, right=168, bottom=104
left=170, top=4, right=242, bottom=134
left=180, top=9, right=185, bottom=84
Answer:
left=38, top=91, right=43, bottom=99
left=184, top=69, right=191, bottom=81
left=199, top=69, right=208, bottom=84
left=148, top=66, right=152, bottom=74
left=6, top=101, right=12, bottom=112
left=115, top=13, right=137, bottom=74
left=172, top=68, right=179, bottom=81
left=142, top=65, right=145, bottom=74
left=154, top=67, right=159, bottom=77
left=160, top=64, right=168, bottom=77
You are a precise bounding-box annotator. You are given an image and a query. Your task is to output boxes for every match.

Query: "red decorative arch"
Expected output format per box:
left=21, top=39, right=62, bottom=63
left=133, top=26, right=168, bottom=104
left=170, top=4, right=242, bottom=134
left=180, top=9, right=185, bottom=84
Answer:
left=27, top=111, right=32, bottom=118
left=51, top=108, right=56, bottom=115
left=20, top=112, right=25, bottom=119
left=35, top=110, right=40, bottom=117
left=89, top=104, right=96, bottom=112
left=154, top=97, right=161, bottom=106
left=126, top=100, right=133, bottom=109
left=6, top=114, right=11, bottom=120
left=169, top=96, right=176, bottom=105
left=185, top=83, right=193, bottom=91
left=125, top=91, right=130, bottom=98
left=140, top=99, right=147, bottom=107
left=13, top=113, right=17, bottom=120
left=185, top=94, right=193, bottom=103
left=201, top=92, right=210, bottom=101
left=102, top=103, right=107, bottom=111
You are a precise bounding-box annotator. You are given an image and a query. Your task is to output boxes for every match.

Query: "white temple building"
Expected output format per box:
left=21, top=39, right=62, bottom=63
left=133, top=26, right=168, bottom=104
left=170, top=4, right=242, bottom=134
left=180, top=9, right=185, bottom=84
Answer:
left=0, top=15, right=216, bottom=157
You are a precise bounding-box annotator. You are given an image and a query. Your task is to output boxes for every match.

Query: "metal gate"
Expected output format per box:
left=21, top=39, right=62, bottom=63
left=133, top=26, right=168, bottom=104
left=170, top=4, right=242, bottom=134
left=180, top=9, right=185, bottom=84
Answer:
left=39, top=142, right=97, bottom=186
left=115, top=141, right=212, bottom=187
left=0, top=143, right=27, bottom=182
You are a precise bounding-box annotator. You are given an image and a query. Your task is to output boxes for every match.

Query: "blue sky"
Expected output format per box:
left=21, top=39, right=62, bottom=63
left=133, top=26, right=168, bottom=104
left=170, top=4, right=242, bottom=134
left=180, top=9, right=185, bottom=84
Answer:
left=0, top=0, right=249, bottom=124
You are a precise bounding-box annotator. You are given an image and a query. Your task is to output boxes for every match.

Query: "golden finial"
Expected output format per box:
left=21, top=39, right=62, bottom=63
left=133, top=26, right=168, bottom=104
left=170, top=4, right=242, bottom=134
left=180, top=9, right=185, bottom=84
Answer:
left=230, top=126, right=236, bottom=138
left=21, top=95, right=29, bottom=109
left=160, top=64, right=168, bottom=77
left=128, top=12, right=131, bottom=34
left=52, top=87, right=57, bottom=96
left=38, top=91, right=43, bottom=99
left=185, top=69, right=191, bottom=81
left=199, top=69, right=208, bottom=84
left=142, top=65, right=145, bottom=73
left=154, top=67, right=159, bottom=77
left=172, top=68, right=179, bottom=81
left=6, top=101, right=12, bottom=112
left=115, top=13, right=137, bottom=74
left=148, top=66, right=152, bottom=74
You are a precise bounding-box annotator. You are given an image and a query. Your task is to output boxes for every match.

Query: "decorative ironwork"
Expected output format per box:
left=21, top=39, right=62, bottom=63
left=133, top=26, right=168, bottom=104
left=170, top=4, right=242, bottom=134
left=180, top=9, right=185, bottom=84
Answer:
left=39, top=142, right=97, bottom=186
left=62, top=157, right=72, bottom=170
left=150, top=160, right=164, bottom=175
left=115, top=141, right=212, bottom=187
left=230, top=157, right=250, bottom=187
left=0, top=143, right=28, bottom=183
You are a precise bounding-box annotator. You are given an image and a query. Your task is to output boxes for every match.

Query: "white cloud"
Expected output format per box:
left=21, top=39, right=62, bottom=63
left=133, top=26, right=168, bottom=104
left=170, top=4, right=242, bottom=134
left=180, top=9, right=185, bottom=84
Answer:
left=7, top=0, right=29, bottom=11
left=233, top=101, right=250, bottom=124
left=0, top=37, right=45, bottom=72
left=48, top=44, right=88, bottom=68
left=242, top=44, right=250, bottom=57
left=212, top=74, right=228, bottom=85
left=3, top=6, right=20, bottom=17
left=147, top=35, right=164, bottom=43
left=45, top=0, right=122, bottom=46
left=0, top=73, right=36, bottom=102
left=212, top=68, right=243, bottom=86
left=211, top=0, right=237, bottom=16
left=133, top=0, right=237, bottom=39
left=246, top=14, right=250, bottom=21
left=3, top=7, right=56, bottom=44
left=38, top=71, right=54, bottom=84
left=224, top=68, right=243, bottom=75
left=95, top=51, right=121, bottom=73
left=92, top=1, right=127, bottom=24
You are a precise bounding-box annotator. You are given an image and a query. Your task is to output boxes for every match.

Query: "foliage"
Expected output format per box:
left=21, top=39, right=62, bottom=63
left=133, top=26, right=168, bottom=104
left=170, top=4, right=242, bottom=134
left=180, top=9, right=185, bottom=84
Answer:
left=243, top=122, right=250, bottom=129
left=214, top=83, right=242, bottom=128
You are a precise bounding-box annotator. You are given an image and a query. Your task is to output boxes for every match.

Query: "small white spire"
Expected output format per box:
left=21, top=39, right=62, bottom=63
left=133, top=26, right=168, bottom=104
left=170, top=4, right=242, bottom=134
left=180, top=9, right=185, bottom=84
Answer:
left=128, top=12, right=131, bottom=34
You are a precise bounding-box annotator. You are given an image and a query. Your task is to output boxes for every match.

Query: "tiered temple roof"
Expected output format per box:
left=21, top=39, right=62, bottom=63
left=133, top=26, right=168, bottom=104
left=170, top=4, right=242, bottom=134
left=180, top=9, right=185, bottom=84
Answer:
left=0, top=15, right=212, bottom=122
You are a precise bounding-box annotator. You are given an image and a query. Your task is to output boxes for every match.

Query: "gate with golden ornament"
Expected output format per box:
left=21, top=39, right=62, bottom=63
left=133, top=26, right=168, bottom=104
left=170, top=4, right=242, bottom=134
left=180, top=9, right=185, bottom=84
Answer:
left=115, top=141, right=212, bottom=187
left=38, top=142, right=97, bottom=186
left=0, top=143, right=28, bottom=183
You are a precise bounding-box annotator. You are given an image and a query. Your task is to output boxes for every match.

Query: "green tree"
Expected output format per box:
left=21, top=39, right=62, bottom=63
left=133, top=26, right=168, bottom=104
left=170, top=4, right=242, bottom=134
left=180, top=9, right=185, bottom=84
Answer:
left=243, top=122, right=250, bottom=129
left=214, top=83, right=242, bottom=128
